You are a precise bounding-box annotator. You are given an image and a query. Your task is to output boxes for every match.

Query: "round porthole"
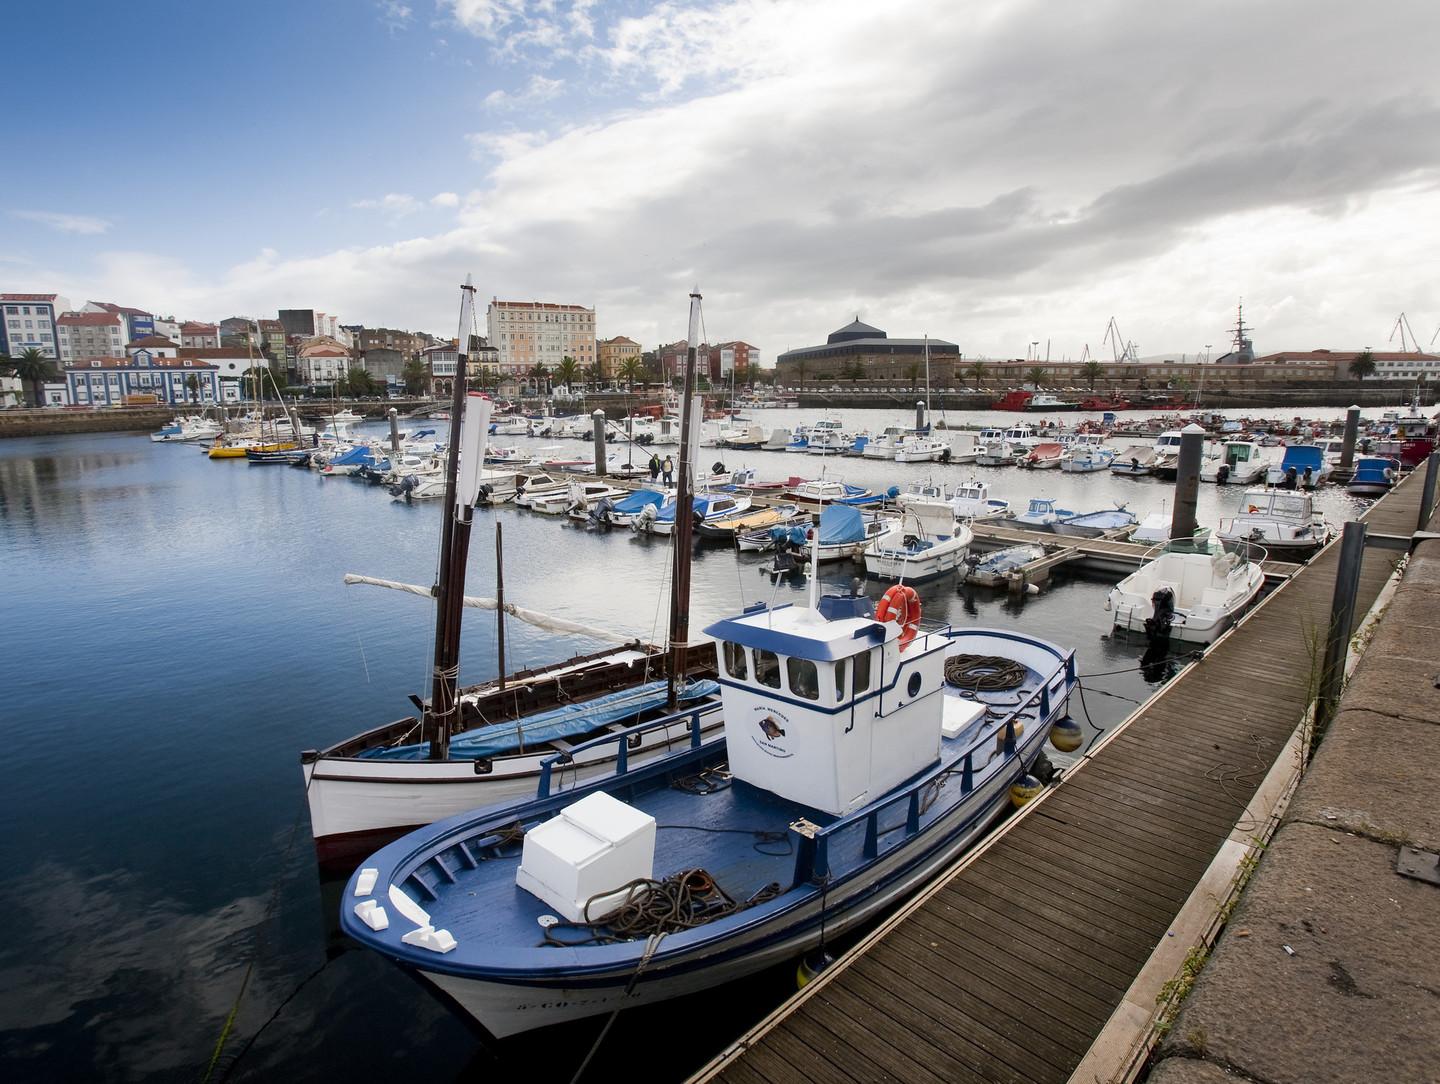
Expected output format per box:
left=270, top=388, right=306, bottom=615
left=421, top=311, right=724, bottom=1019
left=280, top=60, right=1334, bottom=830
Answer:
left=907, top=672, right=922, bottom=698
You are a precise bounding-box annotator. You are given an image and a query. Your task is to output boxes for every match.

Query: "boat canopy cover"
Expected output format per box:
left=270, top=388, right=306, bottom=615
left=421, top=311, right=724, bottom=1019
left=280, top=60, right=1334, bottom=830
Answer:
left=359, top=678, right=719, bottom=761
left=1279, top=445, right=1324, bottom=471
left=656, top=496, right=707, bottom=522
left=612, top=489, right=665, bottom=514
left=331, top=444, right=379, bottom=465
left=818, top=504, right=865, bottom=543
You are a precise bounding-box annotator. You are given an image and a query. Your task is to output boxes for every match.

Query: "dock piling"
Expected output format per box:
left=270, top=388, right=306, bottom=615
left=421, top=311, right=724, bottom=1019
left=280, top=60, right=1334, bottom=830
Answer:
left=915, top=400, right=925, bottom=431
left=1169, top=423, right=1206, bottom=544
left=1338, top=405, right=1361, bottom=477
left=1417, top=451, right=1440, bottom=532
left=388, top=408, right=400, bottom=455
left=592, top=408, right=607, bottom=477
left=1317, top=520, right=1367, bottom=731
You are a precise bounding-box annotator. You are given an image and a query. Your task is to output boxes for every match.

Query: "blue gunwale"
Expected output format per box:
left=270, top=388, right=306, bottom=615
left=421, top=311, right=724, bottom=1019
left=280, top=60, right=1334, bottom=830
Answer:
left=341, top=630, right=1076, bottom=986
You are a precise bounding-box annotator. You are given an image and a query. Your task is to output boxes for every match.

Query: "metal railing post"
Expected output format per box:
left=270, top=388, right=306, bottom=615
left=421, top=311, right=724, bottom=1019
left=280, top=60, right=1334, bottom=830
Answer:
left=1316, top=521, right=1367, bottom=733
left=1417, top=451, right=1440, bottom=532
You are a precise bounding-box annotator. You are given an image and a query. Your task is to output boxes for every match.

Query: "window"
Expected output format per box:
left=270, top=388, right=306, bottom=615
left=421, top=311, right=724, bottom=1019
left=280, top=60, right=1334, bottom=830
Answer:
left=834, top=657, right=848, bottom=700
left=753, top=649, right=781, bottom=689
left=853, top=649, right=872, bottom=694
left=722, top=641, right=748, bottom=680
left=787, top=657, right=819, bottom=701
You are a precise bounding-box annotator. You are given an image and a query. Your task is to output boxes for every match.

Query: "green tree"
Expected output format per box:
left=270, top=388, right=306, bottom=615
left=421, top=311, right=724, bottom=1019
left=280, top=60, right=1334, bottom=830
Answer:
left=184, top=374, right=201, bottom=403
left=1081, top=360, right=1104, bottom=390
left=966, top=361, right=988, bottom=389
left=586, top=362, right=605, bottom=390
left=345, top=367, right=378, bottom=396
left=1025, top=366, right=1049, bottom=388
left=402, top=358, right=430, bottom=396
left=1349, top=350, right=1377, bottom=382
left=555, top=356, right=581, bottom=391
left=5, top=347, right=59, bottom=407
left=618, top=355, right=644, bottom=392
left=527, top=362, right=550, bottom=395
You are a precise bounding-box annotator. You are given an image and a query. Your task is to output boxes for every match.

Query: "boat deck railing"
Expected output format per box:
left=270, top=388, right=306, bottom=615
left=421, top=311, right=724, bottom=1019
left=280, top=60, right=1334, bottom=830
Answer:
left=536, top=701, right=715, bottom=797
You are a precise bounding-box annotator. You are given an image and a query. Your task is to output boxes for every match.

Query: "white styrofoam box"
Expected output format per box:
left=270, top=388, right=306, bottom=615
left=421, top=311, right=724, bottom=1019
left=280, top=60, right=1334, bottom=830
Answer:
left=941, top=697, right=987, bottom=739
left=354, top=868, right=379, bottom=897
left=516, top=792, right=656, bottom=923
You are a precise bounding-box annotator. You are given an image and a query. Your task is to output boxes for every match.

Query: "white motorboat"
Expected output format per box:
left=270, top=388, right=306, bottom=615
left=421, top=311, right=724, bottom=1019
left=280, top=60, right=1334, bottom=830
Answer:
left=1201, top=441, right=1267, bottom=484
left=1019, top=442, right=1063, bottom=469
left=717, top=422, right=767, bottom=449
left=949, top=480, right=1010, bottom=521
left=864, top=507, right=974, bottom=582
left=1151, top=430, right=1185, bottom=480
left=893, top=433, right=950, bottom=463
left=1012, top=497, right=1076, bottom=531
left=1002, top=423, right=1041, bottom=454
left=861, top=426, right=907, bottom=460
left=1106, top=543, right=1265, bottom=644
left=1061, top=444, right=1116, bottom=473
left=805, top=418, right=853, bottom=455
left=1130, top=512, right=1211, bottom=547
left=975, top=440, right=1019, bottom=467
left=1263, top=445, right=1330, bottom=490
left=528, top=481, right=627, bottom=516
left=1216, top=488, right=1333, bottom=557
left=1110, top=447, right=1157, bottom=476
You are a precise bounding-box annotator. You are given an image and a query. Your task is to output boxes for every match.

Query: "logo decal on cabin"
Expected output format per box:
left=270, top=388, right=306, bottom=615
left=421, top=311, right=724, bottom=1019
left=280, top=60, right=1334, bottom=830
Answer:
left=750, top=708, right=794, bottom=758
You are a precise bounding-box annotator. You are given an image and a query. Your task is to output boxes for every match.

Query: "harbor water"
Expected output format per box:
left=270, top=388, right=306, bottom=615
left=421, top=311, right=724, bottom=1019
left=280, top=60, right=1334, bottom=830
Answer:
left=0, top=410, right=1373, bottom=1081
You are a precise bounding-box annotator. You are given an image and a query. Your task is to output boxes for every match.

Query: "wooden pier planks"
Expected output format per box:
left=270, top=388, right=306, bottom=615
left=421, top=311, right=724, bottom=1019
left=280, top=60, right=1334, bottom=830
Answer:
left=703, top=472, right=1427, bottom=1084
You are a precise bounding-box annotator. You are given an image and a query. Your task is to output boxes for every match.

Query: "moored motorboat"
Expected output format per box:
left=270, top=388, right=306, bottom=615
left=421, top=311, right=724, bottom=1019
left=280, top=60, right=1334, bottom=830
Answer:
left=1019, top=441, right=1063, bottom=469
left=1216, top=488, right=1333, bottom=557
left=1012, top=497, right=1076, bottom=531
left=963, top=543, right=1046, bottom=587
left=863, top=507, right=974, bottom=582
left=1347, top=456, right=1400, bottom=496
left=1200, top=441, right=1267, bottom=485
left=1049, top=506, right=1138, bottom=538
left=1110, top=447, right=1157, bottom=476
left=1060, top=444, right=1116, bottom=473
left=1263, top=444, right=1329, bottom=490
left=1106, top=542, right=1265, bottom=643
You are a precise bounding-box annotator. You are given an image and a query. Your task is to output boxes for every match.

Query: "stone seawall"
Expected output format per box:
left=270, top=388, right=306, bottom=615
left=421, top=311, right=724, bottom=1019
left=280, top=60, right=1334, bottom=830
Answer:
left=0, top=408, right=174, bottom=438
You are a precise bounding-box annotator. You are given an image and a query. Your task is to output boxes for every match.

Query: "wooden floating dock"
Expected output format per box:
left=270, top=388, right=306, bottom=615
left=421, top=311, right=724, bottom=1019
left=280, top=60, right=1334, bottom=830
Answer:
left=966, top=522, right=1305, bottom=584
left=694, top=472, right=1426, bottom=1084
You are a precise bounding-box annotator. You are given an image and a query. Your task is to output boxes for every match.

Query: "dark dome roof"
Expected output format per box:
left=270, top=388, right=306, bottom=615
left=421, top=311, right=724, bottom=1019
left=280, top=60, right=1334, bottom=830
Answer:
left=827, top=317, right=886, bottom=345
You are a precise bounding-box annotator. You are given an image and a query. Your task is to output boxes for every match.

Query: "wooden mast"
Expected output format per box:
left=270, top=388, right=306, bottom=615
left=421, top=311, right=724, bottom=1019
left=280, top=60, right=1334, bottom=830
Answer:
left=424, top=276, right=477, bottom=760
left=667, top=290, right=702, bottom=707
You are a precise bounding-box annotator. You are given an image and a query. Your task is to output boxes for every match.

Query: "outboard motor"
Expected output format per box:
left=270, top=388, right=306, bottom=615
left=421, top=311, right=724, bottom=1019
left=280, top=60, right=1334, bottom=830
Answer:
left=1302, top=466, right=1314, bottom=488
left=1216, top=463, right=1230, bottom=484
left=711, top=460, right=727, bottom=476
left=589, top=497, right=614, bottom=529
left=1144, top=586, right=1175, bottom=643
left=633, top=503, right=658, bottom=534
left=1282, top=466, right=1298, bottom=490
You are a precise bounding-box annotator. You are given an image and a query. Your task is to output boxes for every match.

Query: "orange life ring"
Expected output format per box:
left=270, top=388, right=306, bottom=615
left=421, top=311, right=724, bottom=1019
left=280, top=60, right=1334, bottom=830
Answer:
left=875, top=584, right=922, bottom=649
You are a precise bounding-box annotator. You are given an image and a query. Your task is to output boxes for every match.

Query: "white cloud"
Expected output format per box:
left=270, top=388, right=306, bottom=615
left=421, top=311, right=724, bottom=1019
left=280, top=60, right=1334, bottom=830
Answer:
left=376, top=0, right=412, bottom=32
left=431, top=192, right=461, bottom=207
left=483, top=74, right=565, bottom=111
left=36, top=0, right=1440, bottom=362
left=11, top=209, right=112, bottom=235
left=350, top=193, right=422, bottom=216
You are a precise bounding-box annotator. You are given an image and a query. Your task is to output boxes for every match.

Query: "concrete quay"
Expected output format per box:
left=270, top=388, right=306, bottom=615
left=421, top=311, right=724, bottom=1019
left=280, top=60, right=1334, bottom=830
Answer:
left=1147, top=532, right=1440, bottom=1084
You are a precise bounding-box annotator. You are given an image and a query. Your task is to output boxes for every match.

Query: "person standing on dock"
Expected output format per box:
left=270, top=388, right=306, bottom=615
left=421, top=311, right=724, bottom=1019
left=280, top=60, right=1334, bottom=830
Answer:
left=662, top=455, right=674, bottom=486
left=649, top=453, right=661, bottom=481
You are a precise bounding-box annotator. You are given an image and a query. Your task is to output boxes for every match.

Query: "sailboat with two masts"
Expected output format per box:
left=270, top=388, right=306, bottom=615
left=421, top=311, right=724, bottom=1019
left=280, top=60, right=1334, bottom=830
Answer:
left=300, top=278, right=721, bottom=867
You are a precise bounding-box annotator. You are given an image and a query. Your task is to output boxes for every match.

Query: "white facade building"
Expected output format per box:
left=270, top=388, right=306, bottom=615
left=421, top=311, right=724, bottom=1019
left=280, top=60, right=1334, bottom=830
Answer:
left=57, top=311, right=127, bottom=361
left=487, top=299, right=596, bottom=376
left=1, top=293, right=69, bottom=358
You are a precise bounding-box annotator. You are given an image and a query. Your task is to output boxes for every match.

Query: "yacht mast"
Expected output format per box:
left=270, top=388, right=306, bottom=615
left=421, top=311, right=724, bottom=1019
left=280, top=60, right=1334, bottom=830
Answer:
left=424, top=276, right=478, bottom=760
left=668, top=290, right=702, bottom=707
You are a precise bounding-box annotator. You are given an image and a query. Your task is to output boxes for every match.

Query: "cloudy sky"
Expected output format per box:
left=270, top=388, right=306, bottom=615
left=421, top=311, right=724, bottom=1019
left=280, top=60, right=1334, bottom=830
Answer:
left=6, top=0, right=1440, bottom=362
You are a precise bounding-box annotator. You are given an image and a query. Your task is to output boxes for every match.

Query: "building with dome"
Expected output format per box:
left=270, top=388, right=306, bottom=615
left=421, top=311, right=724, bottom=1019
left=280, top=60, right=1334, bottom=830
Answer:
left=774, top=318, right=960, bottom=385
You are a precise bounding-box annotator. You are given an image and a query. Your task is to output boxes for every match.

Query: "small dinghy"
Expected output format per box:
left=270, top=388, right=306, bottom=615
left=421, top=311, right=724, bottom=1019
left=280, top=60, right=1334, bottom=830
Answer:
left=1050, top=505, right=1138, bottom=539
left=963, top=543, right=1046, bottom=587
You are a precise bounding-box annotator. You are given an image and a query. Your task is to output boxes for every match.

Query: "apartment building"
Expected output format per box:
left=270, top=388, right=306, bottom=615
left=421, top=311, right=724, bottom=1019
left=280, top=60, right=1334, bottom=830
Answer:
left=486, top=299, right=595, bottom=376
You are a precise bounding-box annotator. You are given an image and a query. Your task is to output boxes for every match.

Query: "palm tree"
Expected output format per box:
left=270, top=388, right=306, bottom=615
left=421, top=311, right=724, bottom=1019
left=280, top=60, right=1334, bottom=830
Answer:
left=527, top=362, right=550, bottom=395
left=1025, top=366, right=1048, bottom=388
left=586, top=362, right=605, bottom=390
left=618, top=355, right=643, bottom=393
left=966, top=361, right=988, bottom=390
left=1081, top=360, right=1104, bottom=390
left=555, top=356, right=580, bottom=392
left=6, top=347, right=59, bottom=407
left=1349, top=350, right=1377, bottom=382
left=184, top=374, right=201, bottom=403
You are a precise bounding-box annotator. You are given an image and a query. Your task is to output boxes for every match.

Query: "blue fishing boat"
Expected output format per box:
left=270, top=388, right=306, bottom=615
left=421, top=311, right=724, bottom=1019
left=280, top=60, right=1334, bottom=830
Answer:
left=340, top=577, right=1077, bottom=1038
left=636, top=492, right=753, bottom=536
left=590, top=488, right=665, bottom=527
left=1347, top=456, right=1399, bottom=496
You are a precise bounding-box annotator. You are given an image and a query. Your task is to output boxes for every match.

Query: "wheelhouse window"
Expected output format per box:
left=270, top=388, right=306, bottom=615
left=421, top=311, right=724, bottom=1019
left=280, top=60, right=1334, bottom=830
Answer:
left=787, top=657, right=819, bottom=701
left=853, top=649, right=872, bottom=694
left=753, top=648, right=781, bottom=689
left=834, top=657, right=848, bottom=700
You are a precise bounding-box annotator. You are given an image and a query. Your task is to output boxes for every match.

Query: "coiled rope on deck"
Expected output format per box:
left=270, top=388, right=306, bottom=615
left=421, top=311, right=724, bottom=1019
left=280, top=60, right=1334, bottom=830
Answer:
left=542, top=868, right=782, bottom=946
left=944, top=654, right=1027, bottom=691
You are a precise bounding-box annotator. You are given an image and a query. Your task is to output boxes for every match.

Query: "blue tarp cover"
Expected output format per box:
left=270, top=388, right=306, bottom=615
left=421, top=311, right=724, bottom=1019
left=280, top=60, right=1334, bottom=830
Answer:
left=818, top=504, right=865, bottom=544
left=331, top=445, right=378, bottom=466
left=656, top=496, right=707, bottom=523
left=360, top=678, right=718, bottom=760
left=613, top=489, right=664, bottom=513
left=1279, top=445, right=1324, bottom=471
